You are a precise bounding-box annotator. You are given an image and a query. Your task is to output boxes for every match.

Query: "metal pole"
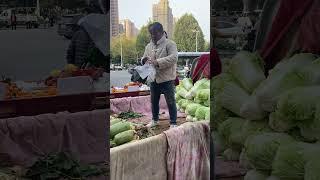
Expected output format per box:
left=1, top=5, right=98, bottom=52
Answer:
left=120, top=35, right=123, bottom=67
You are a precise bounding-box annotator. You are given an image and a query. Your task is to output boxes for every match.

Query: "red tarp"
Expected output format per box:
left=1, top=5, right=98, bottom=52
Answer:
left=191, top=48, right=222, bottom=82
left=260, top=0, right=316, bottom=72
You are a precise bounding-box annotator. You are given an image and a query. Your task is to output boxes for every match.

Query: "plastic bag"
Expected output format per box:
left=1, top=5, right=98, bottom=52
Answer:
left=135, top=64, right=155, bottom=79
left=147, top=65, right=156, bottom=84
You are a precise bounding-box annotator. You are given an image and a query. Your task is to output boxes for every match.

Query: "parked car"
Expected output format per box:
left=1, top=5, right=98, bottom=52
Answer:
left=57, top=14, right=83, bottom=39
left=215, top=21, right=247, bottom=36
left=215, top=20, right=249, bottom=50
left=0, top=8, right=40, bottom=28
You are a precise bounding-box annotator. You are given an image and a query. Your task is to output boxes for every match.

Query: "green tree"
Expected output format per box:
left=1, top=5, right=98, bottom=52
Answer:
left=173, top=14, right=206, bottom=52
left=111, top=35, right=138, bottom=65
left=136, top=25, right=151, bottom=58
left=205, top=41, right=211, bottom=51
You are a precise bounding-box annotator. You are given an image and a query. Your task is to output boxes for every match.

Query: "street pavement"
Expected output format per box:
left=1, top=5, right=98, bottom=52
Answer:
left=110, top=70, right=131, bottom=88
left=0, top=26, right=70, bottom=81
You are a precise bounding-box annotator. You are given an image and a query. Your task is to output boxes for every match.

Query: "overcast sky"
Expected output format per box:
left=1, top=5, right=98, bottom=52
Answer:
left=118, top=0, right=210, bottom=41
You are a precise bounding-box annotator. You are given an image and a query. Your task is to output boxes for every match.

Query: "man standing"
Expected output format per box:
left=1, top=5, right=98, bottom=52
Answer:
left=141, top=22, right=178, bottom=129
left=10, top=11, right=17, bottom=30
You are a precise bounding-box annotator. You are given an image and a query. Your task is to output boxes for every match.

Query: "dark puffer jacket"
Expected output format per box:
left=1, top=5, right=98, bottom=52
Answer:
left=66, top=27, right=94, bottom=67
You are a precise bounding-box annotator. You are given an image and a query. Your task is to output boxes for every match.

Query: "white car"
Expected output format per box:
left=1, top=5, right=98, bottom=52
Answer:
left=215, top=21, right=247, bottom=36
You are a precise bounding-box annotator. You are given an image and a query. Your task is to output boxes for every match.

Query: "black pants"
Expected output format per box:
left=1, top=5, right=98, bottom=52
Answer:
left=11, top=23, right=16, bottom=30
left=150, top=80, right=177, bottom=125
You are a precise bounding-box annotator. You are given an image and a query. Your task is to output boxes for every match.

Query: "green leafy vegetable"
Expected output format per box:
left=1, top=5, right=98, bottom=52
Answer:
left=222, top=148, right=240, bottom=161
left=255, top=53, right=317, bottom=112
left=25, top=152, right=106, bottom=180
left=218, top=117, right=245, bottom=150
left=182, top=78, right=193, bottom=90
left=195, top=106, right=209, bottom=120
left=230, top=51, right=265, bottom=93
left=218, top=81, right=250, bottom=117
left=244, top=133, right=294, bottom=172
left=117, top=111, right=144, bottom=119
left=244, top=169, right=268, bottom=180
left=185, top=103, right=202, bottom=116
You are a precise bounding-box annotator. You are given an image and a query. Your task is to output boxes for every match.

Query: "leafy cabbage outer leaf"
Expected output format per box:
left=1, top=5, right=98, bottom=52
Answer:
left=304, top=157, right=320, bottom=180
left=205, top=108, right=210, bottom=121
left=218, top=117, right=245, bottom=150
left=266, top=176, right=281, bottom=180
left=255, top=53, right=317, bottom=112
left=231, top=120, right=271, bottom=149
left=187, top=78, right=210, bottom=99
left=175, top=94, right=183, bottom=102
left=212, top=131, right=227, bottom=155
left=195, top=106, right=209, bottom=120
left=218, top=81, right=250, bottom=117
left=298, top=58, right=320, bottom=84
left=299, top=102, right=320, bottom=142
left=240, top=95, right=267, bottom=120
left=268, top=53, right=317, bottom=78
left=221, top=58, right=232, bottom=73
left=175, top=85, right=181, bottom=92
left=178, top=99, right=188, bottom=107
left=244, top=133, right=295, bottom=172
left=196, top=89, right=210, bottom=101
left=176, top=103, right=180, bottom=110
left=272, top=142, right=320, bottom=180
left=239, top=148, right=253, bottom=170
left=177, top=87, right=189, bottom=99
left=211, top=102, right=236, bottom=130
left=194, top=96, right=202, bottom=104
left=186, top=115, right=193, bottom=122
left=185, top=103, right=202, bottom=116
left=181, top=100, right=193, bottom=110
left=268, top=112, right=294, bottom=132
left=230, top=51, right=266, bottom=93
left=182, top=78, right=193, bottom=90
left=211, top=73, right=234, bottom=96
left=222, top=148, right=240, bottom=161
left=244, top=169, right=268, bottom=180
left=203, top=100, right=210, bottom=107
left=204, top=79, right=210, bottom=88
left=275, top=86, right=320, bottom=125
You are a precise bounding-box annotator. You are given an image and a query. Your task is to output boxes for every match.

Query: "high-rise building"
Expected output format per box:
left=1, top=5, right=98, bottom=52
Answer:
left=152, top=0, right=174, bottom=39
left=120, top=19, right=139, bottom=38
left=110, top=0, right=119, bottom=37
left=119, top=23, right=125, bottom=34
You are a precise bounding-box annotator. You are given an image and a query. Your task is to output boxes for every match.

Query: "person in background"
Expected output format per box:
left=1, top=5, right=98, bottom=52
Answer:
left=45, top=16, right=50, bottom=28
left=141, top=22, right=178, bottom=129
left=26, top=13, right=31, bottom=29
left=66, top=0, right=106, bottom=69
left=243, top=12, right=259, bottom=52
left=10, top=11, right=17, bottom=30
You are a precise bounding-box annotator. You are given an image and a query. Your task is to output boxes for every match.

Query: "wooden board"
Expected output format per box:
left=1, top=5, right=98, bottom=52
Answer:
left=110, top=90, right=150, bottom=99
left=0, top=92, right=107, bottom=118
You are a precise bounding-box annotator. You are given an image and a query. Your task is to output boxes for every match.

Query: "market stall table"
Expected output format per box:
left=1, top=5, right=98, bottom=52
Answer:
left=0, top=92, right=108, bottom=119
left=110, top=90, right=150, bottom=99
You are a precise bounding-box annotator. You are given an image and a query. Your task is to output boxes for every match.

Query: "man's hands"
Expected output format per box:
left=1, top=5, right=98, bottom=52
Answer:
left=146, top=51, right=159, bottom=67
left=149, top=58, right=159, bottom=67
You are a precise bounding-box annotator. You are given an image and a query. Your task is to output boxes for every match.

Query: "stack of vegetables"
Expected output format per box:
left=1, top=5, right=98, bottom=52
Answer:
left=212, top=51, right=320, bottom=179
left=110, top=117, right=139, bottom=148
left=175, top=77, right=210, bottom=122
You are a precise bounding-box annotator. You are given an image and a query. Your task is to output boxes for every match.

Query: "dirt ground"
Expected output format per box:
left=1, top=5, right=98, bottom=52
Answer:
left=151, top=117, right=187, bottom=135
